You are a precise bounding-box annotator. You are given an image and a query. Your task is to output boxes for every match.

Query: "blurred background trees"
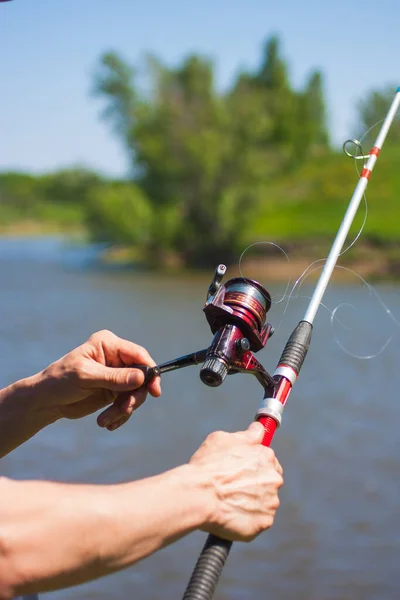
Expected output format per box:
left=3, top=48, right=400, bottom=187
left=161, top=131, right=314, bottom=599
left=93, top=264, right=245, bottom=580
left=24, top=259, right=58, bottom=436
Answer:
left=90, top=35, right=330, bottom=266
left=0, top=35, right=398, bottom=269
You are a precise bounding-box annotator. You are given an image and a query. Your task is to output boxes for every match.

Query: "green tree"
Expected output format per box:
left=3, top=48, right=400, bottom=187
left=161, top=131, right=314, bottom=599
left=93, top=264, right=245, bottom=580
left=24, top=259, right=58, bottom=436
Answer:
left=0, top=172, right=40, bottom=212
left=257, top=35, right=290, bottom=91
left=358, top=85, right=400, bottom=144
left=94, top=52, right=136, bottom=145
left=255, top=36, right=298, bottom=154
left=93, top=52, right=263, bottom=265
left=42, top=168, right=102, bottom=206
left=293, top=70, right=330, bottom=160
left=92, top=36, right=332, bottom=267
left=86, top=182, right=152, bottom=247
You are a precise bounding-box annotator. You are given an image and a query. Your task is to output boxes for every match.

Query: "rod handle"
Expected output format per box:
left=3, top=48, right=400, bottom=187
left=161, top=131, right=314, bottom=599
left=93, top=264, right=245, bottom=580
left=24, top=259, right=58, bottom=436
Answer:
left=278, top=320, right=312, bottom=374
left=181, top=534, right=232, bottom=600
left=258, top=415, right=278, bottom=447
left=181, top=416, right=277, bottom=600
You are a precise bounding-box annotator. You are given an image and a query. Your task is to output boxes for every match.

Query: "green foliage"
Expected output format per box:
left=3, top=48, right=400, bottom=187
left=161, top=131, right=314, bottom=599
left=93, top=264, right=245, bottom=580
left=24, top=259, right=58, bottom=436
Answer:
left=0, top=172, right=41, bottom=213
left=250, top=145, right=400, bottom=247
left=41, top=168, right=102, bottom=206
left=358, top=84, right=400, bottom=143
left=92, top=35, right=332, bottom=266
left=86, top=182, right=152, bottom=246
left=295, top=71, right=330, bottom=157
left=1, top=36, right=398, bottom=272
left=92, top=52, right=136, bottom=146
left=0, top=168, right=95, bottom=232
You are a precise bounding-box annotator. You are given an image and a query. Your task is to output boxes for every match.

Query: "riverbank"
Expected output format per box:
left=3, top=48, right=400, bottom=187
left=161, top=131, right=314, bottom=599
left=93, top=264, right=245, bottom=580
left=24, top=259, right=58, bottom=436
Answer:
left=1, top=227, right=399, bottom=282
left=0, top=219, right=86, bottom=238
left=101, top=239, right=400, bottom=282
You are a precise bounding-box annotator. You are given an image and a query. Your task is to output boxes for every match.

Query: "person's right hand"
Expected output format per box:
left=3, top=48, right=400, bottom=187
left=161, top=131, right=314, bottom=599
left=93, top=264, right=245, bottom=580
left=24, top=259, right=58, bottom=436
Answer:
left=189, top=422, right=283, bottom=542
left=34, top=330, right=161, bottom=430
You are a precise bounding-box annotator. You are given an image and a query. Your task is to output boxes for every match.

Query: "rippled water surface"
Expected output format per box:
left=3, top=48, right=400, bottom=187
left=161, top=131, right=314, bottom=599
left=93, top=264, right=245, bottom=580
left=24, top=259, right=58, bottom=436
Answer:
left=1, top=237, right=400, bottom=600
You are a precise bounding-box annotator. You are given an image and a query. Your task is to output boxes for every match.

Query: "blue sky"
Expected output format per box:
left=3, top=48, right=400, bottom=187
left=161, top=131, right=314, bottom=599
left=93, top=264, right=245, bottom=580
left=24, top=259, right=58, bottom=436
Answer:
left=1, top=0, right=398, bottom=177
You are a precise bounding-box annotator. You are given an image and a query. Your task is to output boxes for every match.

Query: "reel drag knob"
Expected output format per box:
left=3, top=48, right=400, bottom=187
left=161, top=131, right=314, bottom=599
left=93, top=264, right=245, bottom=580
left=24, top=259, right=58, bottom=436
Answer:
left=200, top=357, right=228, bottom=387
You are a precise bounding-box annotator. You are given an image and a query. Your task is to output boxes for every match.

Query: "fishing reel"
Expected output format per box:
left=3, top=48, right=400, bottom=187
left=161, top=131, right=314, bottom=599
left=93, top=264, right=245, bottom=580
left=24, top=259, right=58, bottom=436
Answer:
left=141, top=264, right=276, bottom=395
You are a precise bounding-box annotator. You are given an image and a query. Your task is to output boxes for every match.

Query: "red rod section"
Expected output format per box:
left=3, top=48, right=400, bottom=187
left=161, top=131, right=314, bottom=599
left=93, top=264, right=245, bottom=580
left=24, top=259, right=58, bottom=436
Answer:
left=257, top=376, right=292, bottom=446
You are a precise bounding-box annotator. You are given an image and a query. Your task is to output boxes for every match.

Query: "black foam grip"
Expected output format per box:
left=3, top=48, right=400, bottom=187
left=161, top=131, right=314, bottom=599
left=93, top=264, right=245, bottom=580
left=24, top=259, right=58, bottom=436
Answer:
left=181, top=534, right=232, bottom=600
left=278, top=320, right=313, bottom=374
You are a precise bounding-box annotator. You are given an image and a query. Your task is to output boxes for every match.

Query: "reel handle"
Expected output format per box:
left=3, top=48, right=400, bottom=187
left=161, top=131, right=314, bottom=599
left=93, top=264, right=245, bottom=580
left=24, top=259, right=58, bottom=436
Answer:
left=131, top=349, right=209, bottom=385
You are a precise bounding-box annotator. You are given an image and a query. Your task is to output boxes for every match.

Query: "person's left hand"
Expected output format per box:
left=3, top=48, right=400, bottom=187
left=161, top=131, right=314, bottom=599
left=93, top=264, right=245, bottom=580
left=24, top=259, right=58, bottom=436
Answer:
left=36, top=330, right=161, bottom=431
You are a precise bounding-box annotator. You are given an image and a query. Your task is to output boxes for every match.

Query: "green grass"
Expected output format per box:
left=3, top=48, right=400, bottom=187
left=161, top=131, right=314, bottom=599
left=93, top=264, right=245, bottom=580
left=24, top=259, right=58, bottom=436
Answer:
left=249, top=146, right=400, bottom=245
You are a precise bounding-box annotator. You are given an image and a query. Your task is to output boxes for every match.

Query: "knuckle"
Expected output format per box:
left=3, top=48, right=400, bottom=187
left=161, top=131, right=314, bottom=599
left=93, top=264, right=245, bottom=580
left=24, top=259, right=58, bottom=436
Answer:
left=130, top=343, right=153, bottom=365
left=271, top=494, right=280, bottom=510
left=90, top=329, right=115, bottom=343
left=207, top=430, right=225, bottom=443
left=64, top=360, right=83, bottom=383
left=262, top=515, right=274, bottom=530
left=243, top=533, right=257, bottom=543
left=135, top=343, right=147, bottom=355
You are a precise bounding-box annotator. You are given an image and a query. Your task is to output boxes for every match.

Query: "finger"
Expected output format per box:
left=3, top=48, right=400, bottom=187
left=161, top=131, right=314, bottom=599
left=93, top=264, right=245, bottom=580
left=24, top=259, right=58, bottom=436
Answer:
left=62, top=390, right=115, bottom=420
left=274, top=458, right=283, bottom=476
left=97, top=388, right=148, bottom=428
left=86, top=363, right=146, bottom=392
left=234, top=422, right=265, bottom=444
left=147, top=375, right=162, bottom=398
left=119, top=344, right=156, bottom=368
left=110, top=339, right=161, bottom=396
left=106, top=415, right=130, bottom=431
left=97, top=393, right=135, bottom=427
left=87, top=331, right=159, bottom=373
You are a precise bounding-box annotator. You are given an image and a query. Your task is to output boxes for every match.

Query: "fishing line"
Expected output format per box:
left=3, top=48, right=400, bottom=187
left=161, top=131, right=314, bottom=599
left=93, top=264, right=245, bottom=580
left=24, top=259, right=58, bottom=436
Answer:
left=329, top=266, right=400, bottom=360
left=331, top=303, right=393, bottom=360
left=292, top=263, right=399, bottom=360
left=238, top=241, right=292, bottom=305
left=236, top=115, right=398, bottom=356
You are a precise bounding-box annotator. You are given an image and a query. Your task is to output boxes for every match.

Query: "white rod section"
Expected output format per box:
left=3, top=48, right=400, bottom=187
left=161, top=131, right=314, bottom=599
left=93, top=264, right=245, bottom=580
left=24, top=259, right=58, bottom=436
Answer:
left=303, top=89, right=400, bottom=325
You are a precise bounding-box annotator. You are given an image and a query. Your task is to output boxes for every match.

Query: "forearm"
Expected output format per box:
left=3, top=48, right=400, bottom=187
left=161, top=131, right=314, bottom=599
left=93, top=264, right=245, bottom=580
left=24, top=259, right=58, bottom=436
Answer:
left=0, top=374, right=57, bottom=458
left=0, top=466, right=212, bottom=598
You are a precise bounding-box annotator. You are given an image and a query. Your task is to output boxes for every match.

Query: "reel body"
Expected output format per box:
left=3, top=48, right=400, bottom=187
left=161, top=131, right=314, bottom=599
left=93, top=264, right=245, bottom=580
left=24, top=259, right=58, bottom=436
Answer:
left=140, top=265, right=277, bottom=395
left=200, top=272, right=275, bottom=391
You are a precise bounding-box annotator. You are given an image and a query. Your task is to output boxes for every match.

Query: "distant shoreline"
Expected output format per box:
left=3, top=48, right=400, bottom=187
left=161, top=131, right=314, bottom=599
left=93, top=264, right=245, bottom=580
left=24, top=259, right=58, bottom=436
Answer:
left=0, top=225, right=399, bottom=282
left=101, top=241, right=400, bottom=283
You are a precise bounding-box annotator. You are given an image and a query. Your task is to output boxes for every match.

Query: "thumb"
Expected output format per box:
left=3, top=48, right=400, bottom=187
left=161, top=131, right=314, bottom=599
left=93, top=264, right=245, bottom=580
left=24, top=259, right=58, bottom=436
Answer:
left=244, top=421, right=265, bottom=443
left=89, top=364, right=145, bottom=391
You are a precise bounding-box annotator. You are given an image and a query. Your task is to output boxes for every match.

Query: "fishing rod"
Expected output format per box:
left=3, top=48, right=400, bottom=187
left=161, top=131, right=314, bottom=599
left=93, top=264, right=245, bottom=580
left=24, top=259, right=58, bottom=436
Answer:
left=135, top=87, right=400, bottom=599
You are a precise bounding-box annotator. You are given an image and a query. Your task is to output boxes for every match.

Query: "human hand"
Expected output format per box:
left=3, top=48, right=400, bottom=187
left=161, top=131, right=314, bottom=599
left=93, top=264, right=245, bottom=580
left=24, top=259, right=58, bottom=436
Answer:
left=36, top=330, right=161, bottom=430
left=189, top=422, right=283, bottom=542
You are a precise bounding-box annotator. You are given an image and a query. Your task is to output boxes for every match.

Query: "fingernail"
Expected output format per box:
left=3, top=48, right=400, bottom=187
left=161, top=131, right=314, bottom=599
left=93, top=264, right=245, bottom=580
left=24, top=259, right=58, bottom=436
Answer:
left=107, top=422, right=118, bottom=431
left=127, top=371, right=144, bottom=386
left=127, top=397, right=137, bottom=411
left=99, top=416, right=112, bottom=428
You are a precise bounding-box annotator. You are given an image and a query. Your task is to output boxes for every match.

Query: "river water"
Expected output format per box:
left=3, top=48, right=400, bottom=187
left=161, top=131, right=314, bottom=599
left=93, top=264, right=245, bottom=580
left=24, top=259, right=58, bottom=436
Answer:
left=1, top=237, right=400, bottom=600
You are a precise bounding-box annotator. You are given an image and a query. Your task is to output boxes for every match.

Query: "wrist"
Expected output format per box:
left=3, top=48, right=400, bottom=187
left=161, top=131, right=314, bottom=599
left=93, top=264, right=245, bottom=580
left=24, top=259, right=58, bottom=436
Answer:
left=0, top=374, right=60, bottom=457
left=6, top=373, right=60, bottom=426
left=177, top=463, right=217, bottom=531
left=88, top=464, right=219, bottom=568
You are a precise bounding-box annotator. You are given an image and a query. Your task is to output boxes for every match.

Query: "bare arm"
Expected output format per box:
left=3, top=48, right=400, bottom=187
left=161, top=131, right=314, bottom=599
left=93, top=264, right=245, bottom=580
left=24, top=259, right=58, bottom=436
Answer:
left=0, top=376, right=58, bottom=458
left=0, top=466, right=209, bottom=598
left=0, top=424, right=283, bottom=598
